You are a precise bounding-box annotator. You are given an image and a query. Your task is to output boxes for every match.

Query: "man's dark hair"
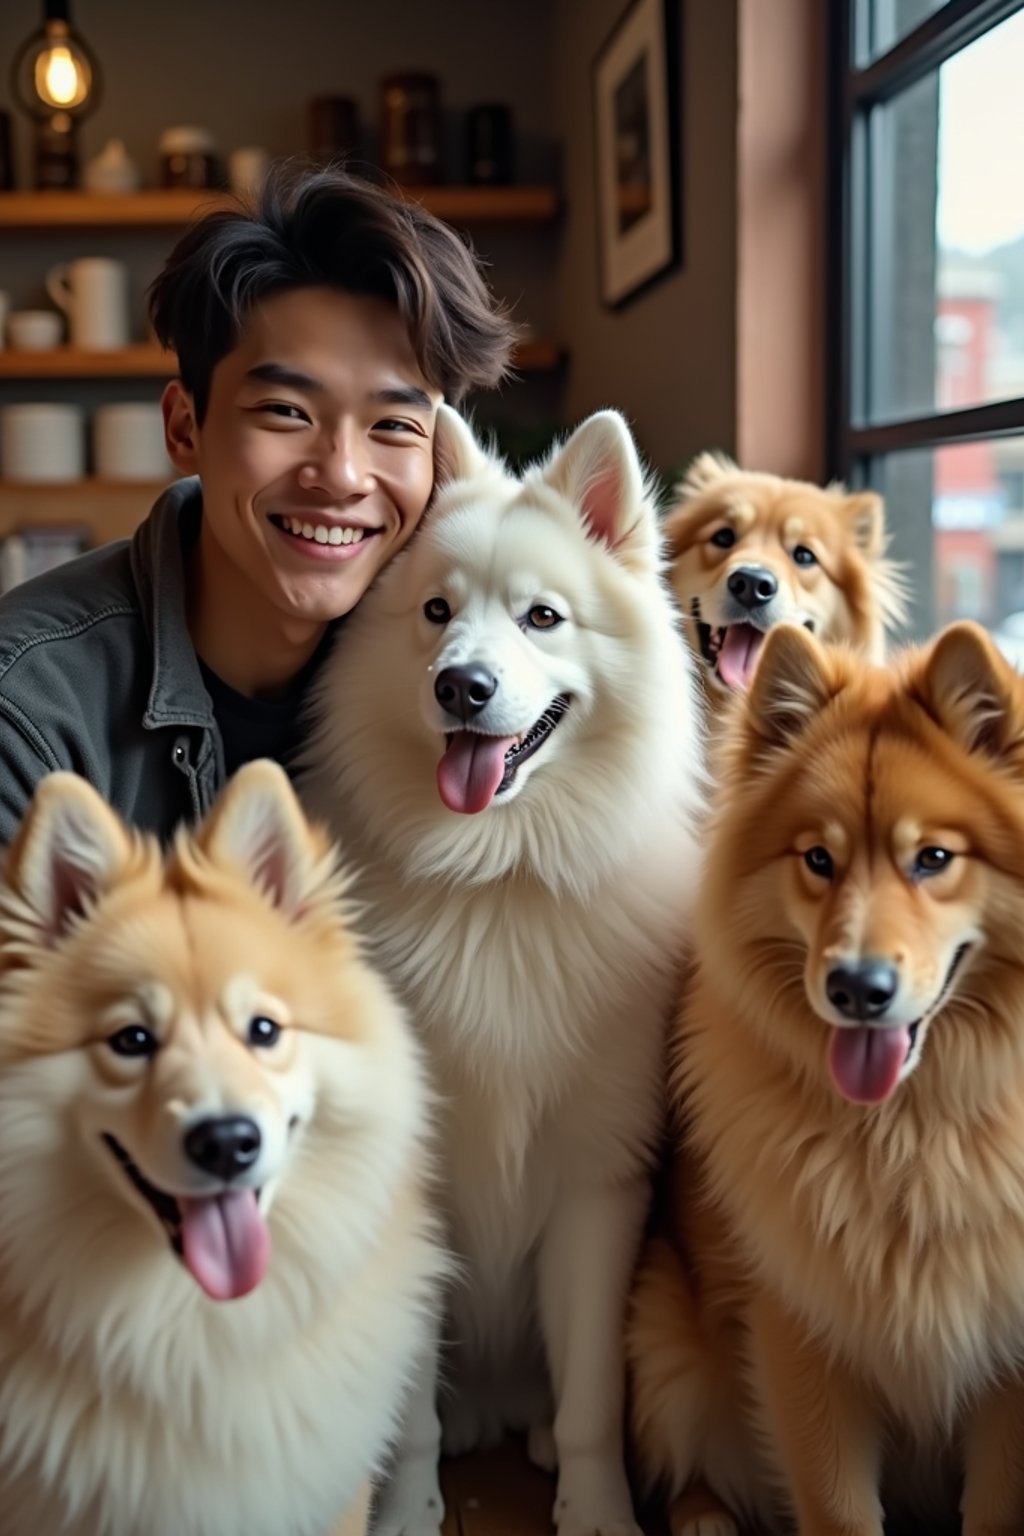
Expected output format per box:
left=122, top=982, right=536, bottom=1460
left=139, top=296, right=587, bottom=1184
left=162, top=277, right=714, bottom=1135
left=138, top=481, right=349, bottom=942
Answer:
left=149, top=164, right=517, bottom=422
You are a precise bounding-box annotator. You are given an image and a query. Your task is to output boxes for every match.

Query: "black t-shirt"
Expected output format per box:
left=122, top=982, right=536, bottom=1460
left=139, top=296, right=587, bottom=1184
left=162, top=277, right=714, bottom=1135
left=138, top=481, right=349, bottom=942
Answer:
left=198, top=632, right=335, bottom=778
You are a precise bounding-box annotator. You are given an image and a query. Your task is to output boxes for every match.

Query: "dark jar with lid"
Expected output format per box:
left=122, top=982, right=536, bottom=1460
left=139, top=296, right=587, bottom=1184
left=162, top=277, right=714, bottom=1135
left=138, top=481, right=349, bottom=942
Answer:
left=159, top=126, right=220, bottom=189
left=379, top=73, right=441, bottom=186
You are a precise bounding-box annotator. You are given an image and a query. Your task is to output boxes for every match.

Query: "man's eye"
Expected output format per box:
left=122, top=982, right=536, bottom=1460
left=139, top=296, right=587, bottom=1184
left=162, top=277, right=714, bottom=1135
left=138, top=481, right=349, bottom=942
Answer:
left=375, top=418, right=421, bottom=436
left=261, top=403, right=308, bottom=422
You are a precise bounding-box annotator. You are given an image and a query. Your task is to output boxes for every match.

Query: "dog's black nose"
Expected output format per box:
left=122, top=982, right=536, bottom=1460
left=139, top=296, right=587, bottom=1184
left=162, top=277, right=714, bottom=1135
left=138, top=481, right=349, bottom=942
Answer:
left=435, top=664, right=498, bottom=722
left=826, top=959, right=899, bottom=1021
left=184, top=1116, right=262, bottom=1180
left=727, top=565, right=778, bottom=609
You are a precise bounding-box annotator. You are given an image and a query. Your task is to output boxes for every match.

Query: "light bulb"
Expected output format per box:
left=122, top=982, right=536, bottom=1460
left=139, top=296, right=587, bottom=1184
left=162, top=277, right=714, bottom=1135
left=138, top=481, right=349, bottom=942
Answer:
left=34, top=40, right=90, bottom=110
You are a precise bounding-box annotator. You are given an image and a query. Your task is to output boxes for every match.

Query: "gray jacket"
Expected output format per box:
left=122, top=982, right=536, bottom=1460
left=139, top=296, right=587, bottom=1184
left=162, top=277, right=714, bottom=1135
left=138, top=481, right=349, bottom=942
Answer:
left=0, top=478, right=232, bottom=846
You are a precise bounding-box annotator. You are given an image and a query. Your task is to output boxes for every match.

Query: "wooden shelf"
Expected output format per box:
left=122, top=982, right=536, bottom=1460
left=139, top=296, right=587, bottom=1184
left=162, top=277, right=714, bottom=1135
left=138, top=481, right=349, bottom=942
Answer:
left=0, top=478, right=166, bottom=497
left=0, top=477, right=161, bottom=546
left=0, top=185, right=561, bottom=231
left=0, top=346, right=174, bottom=378
left=0, top=340, right=565, bottom=378
left=513, top=340, right=565, bottom=373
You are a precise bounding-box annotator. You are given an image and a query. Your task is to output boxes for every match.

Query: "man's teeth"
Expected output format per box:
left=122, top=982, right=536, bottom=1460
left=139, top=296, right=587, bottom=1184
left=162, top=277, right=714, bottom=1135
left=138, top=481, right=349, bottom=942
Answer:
left=279, top=517, right=366, bottom=545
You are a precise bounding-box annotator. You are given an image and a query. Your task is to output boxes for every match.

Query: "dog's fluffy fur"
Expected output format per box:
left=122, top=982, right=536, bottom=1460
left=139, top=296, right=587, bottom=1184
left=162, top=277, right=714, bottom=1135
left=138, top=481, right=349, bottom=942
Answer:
left=663, top=453, right=906, bottom=707
left=628, top=623, right=1024, bottom=1536
left=304, top=406, right=704, bottom=1536
left=0, top=762, right=443, bottom=1536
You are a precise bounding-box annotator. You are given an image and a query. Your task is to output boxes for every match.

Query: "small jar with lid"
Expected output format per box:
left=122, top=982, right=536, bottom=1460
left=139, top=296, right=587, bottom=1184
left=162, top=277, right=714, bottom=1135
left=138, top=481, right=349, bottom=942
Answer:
left=158, top=126, right=220, bottom=190
left=379, top=73, right=441, bottom=186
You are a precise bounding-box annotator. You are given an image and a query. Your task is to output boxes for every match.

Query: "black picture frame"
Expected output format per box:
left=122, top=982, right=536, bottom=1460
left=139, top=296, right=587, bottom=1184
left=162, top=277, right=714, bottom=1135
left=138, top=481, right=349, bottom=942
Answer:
left=592, top=0, right=682, bottom=309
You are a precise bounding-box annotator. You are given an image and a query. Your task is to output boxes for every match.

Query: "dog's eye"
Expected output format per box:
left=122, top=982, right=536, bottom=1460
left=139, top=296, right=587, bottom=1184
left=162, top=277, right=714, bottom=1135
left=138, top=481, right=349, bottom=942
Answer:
left=804, top=846, right=834, bottom=879
left=792, top=544, right=817, bottom=566
left=527, top=605, right=563, bottom=631
left=914, top=847, right=954, bottom=878
left=248, top=1016, right=281, bottom=1048
left=423, top=597, right=451, bottom=624
left=710, top=527, right=736, bottom=549
left=107, top=1025, right=159, bottom=1058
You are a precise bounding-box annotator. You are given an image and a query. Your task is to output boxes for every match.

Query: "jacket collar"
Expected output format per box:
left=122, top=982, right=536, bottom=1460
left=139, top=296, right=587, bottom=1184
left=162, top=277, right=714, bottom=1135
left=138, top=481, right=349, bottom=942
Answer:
left=130, top=477, right=216, bottom=730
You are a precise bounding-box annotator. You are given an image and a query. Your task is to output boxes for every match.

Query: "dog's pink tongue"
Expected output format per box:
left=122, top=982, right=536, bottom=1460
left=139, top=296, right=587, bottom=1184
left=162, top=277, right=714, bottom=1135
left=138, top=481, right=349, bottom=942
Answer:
left=437, top=732, right=514, bottom=814
left=717, top=625, right=765, bottom=690
left=179, top=1190, right=269, bottom=1301
left=828, top=1026, right=909, bottom=1104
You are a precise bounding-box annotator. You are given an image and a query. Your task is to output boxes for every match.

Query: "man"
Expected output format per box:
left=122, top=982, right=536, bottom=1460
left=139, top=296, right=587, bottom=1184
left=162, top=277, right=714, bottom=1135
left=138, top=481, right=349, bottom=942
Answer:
left=0, top=167, right=515, bottom=844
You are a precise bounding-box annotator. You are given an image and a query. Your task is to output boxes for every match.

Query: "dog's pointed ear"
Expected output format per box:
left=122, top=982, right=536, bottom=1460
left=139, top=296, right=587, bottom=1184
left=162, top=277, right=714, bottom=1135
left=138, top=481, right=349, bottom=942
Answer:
left=677, top=450, right=737, bottom=500
left=745, top=624, right=836, bottom=757
left=917, top=622, right=1024, bottom=764
left=3, top=773, right=133, bottom=946
left=541, top=410, right=655, bottom=570
left=199, top=760, right=330, bottom=917
left=433, top=403, right=494, bottom=491
left=839, top=490, right=886, bottom=560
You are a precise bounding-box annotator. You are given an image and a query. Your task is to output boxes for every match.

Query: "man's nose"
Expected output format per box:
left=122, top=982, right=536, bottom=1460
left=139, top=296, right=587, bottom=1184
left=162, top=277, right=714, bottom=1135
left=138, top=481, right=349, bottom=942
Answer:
left=300, top=428, right=374, bottom=497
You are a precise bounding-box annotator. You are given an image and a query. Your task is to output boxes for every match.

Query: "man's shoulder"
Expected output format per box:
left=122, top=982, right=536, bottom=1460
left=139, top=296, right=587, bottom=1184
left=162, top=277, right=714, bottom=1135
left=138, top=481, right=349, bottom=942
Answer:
left=0, top=536, right=142, bottom=685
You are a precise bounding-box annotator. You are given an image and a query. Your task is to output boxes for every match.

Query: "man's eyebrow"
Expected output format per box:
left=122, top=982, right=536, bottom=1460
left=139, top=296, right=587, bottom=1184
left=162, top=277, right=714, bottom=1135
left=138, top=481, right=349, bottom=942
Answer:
left=245, top=362, right=325, bottom=391
left=369, top=385, right=434, bottom=410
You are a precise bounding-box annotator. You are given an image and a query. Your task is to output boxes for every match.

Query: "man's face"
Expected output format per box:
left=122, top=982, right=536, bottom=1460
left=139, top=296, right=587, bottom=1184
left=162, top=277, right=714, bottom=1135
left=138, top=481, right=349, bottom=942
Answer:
left=164, top=287, right=441, bottom=626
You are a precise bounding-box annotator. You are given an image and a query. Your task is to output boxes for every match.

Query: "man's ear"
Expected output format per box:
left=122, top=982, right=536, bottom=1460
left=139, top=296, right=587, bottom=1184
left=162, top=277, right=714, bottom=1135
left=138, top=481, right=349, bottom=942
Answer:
left=161, top=378, right=200, bottom=476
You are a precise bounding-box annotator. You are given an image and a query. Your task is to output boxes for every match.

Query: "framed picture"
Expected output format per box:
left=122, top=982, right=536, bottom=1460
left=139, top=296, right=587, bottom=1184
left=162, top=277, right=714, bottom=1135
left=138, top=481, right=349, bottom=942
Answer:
left=593, top=0, right=681, bottom=308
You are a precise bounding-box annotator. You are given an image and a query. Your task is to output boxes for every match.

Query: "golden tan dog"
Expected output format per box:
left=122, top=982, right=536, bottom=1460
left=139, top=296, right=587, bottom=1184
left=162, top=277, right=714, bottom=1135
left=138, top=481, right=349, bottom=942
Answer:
left=663, top=454, right=906, bottom=704
left=629, top=623, right=1024, bottom=1536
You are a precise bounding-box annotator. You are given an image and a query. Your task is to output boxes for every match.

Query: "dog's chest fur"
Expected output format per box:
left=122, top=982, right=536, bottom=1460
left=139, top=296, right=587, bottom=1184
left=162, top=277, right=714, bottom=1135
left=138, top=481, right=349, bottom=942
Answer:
left=357, top=828, right=690, bottom=1235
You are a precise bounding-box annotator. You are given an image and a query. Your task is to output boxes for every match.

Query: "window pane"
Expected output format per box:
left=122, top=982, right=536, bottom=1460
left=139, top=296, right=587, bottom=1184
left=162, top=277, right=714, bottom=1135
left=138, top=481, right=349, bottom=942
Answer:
left=856, top=7, right=1024, bottom=423
left=856, top=0, right=950, bottom=64
left=868, top=436, right=1024, bottom=647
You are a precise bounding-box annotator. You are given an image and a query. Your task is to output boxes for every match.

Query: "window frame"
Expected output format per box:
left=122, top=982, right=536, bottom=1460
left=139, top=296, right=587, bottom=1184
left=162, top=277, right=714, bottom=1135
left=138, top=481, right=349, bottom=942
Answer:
left=826, top=0, right=1024, bottom=478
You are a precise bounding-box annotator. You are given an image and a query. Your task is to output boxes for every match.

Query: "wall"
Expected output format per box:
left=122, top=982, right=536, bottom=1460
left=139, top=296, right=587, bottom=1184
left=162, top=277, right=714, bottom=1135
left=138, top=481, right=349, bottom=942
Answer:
left=736, top=0, right=826, bottom=480
left=1, top=0, right=805, bottom=486
left=0, top=0, right=561, bottom=388
left=550, top=0, right=739, bottom=478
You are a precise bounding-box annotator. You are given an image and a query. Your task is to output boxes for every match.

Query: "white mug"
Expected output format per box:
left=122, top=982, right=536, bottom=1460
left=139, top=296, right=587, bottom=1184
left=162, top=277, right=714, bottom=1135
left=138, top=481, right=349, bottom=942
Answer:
left=6, top=309, right=63, bottom=350
left=46, top=257, right=130, bottom=350
left=94, top=402, right=175, bottom=481
left=0, top=403, right=85, bottom=482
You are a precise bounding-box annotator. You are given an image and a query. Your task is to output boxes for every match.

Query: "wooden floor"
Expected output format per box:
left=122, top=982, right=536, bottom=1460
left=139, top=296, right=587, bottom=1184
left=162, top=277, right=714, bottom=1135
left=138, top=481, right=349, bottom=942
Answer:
left=439, top=1443, right=554, bottom=1535
left=437, top=1442, right=668, bottom=1535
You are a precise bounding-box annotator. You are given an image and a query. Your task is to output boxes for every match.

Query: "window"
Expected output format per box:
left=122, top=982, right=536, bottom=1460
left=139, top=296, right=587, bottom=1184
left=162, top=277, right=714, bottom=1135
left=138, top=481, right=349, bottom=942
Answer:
left=828, top=0, right=1024, bottom=646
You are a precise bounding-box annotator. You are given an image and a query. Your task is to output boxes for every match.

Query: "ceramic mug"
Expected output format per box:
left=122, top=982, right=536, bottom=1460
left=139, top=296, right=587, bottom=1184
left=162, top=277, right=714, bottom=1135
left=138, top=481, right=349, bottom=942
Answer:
left=0, top=403, right=85, bottom=482
left=6, top=309, right=63, bottom=350
left=93, top=402, right=175, bottom=481
left=46, top=257, right=130, bottom=350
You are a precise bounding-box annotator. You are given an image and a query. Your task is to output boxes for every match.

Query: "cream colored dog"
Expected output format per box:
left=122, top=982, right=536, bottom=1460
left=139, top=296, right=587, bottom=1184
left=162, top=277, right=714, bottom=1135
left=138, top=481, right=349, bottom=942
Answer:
left=0, top=761, right=443, bottom=1536
left=305, top=406, right=704, bottom=1536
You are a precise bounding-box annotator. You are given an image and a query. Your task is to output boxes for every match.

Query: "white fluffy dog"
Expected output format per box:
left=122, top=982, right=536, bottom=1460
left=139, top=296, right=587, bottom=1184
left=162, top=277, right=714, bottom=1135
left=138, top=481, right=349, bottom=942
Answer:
left=304, top=406, right=704, bottom=1536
